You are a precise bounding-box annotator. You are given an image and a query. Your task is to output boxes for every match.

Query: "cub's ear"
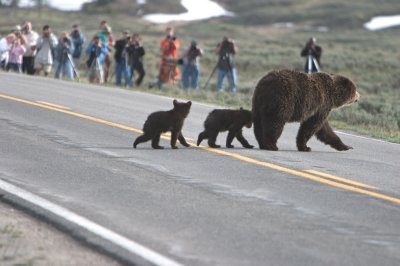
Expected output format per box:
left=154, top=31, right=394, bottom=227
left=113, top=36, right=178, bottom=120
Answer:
left=187, top=101, right=192, bottom=106
left=239, top=107, right=243, bottom=110
left=173, top=99, right=178, bottom=106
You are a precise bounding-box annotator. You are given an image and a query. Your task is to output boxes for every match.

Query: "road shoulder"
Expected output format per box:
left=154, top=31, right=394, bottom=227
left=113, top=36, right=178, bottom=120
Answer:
left=0, top=201, right=121, bottom=266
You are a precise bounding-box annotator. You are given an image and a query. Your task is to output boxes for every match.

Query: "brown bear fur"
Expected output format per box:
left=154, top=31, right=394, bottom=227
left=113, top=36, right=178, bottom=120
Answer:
left=252, top=69, right=360, bottom=152
left=133, top=99, right=192, bottom=149
left=197, top=108, right=254, bottom=148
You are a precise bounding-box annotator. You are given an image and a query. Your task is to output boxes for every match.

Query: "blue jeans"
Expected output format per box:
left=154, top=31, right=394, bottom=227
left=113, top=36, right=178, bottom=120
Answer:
left=7, top=63, right=22, bottom=73
left=54, top=59, right=74, bottom=80
left=115, top=59, right=132, bottom=87
left=182, top=64, right=200, bottom=90
left=217, top=67, right=237, bottom=93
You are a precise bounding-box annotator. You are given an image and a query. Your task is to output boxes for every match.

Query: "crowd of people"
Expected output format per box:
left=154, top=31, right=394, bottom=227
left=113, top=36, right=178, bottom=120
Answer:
left=0, top=20, right=322, bottom=93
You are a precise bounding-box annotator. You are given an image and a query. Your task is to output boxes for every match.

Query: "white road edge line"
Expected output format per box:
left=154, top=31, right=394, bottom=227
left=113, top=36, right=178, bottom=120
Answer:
left=0, top=179, right=184, bottom=266
left=337, top=130, right=398, bottom=144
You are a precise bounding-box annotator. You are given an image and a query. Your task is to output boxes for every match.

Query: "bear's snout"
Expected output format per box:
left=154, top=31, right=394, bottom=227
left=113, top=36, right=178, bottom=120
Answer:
left=354, top=91, right=360, bottom=102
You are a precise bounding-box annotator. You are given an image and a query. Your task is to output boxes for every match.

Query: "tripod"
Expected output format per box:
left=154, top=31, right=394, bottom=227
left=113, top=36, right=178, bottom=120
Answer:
left=66, top=53, right=80, bottom=81
left=307, top=54, right=320, bottom=73
left=202, top=62, right=218, bottom=90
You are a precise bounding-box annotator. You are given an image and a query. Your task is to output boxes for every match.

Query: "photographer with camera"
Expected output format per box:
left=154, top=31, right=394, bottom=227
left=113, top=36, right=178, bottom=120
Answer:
left=150, top=27, right=181, bottom=89
left=181, top=40, right=203, bottom=91
left=86, top=35, right=108, bottom=84
left=301, top=37, right=322, bottom=73
left=7, top=25, right=27, bottom=73
left=216, top=36, right=237, bottom=93
left=53, top=32, right=75, bottom=80
left=126, top=33, right=146, bottom=87
left=70, top=24, right=85, bottom=69
left=34, top=25, right=58, bottom=77
left=114, top=31, right=132, bottom=87
left=97, top=20, right=114, bottom=83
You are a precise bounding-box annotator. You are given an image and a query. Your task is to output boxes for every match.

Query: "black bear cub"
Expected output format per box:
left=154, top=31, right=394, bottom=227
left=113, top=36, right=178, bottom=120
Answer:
left=133, top=99, right=192, bottom=149
left=197, top=108, right=254, bottom=149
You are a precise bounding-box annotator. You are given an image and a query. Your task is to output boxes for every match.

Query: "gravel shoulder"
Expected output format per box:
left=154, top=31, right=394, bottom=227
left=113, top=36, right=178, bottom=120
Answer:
left=0, top=201, right=121, bottom=266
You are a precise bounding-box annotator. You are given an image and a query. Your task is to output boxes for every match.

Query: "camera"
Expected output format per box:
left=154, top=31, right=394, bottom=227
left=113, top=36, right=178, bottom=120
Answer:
left=22, top=25, right=28, bottom=34
left=167, top=35, right=176, bottom=41
left=190, top=44, right=197, bottom=51
left=222, top=39, right=233, bottom=49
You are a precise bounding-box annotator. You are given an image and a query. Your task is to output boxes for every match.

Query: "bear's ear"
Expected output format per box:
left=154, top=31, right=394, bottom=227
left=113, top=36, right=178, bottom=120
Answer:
left=240, top=107, right=243, bottom=110
left=187, top=101, right=192, bottom=107
left=173, top=99, right=178, bottom=106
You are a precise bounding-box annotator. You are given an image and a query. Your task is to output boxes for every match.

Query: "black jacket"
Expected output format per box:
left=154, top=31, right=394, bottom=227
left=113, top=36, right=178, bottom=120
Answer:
left=126, top=43, right=145, bottom=65
left=114, top=38, right=129, bottom=63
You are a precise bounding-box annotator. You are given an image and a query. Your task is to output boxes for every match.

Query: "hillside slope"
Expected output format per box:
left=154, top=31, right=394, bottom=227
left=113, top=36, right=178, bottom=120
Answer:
left=82, top=0, right=400, bottom=28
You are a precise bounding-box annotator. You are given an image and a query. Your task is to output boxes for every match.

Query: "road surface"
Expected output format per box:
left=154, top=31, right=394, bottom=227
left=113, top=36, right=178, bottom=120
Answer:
left=1, top=73, right=399, bottom=266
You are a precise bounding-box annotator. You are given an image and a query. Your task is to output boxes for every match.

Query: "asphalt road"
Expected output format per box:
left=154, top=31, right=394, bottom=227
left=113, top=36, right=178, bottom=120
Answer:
left=1, top=73, right=399, bottom=266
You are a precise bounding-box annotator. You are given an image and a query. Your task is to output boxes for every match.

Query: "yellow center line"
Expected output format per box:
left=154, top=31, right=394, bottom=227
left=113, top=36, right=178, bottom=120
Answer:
left=36, top=101, right=71, bottom=110
left=304, top=170, right=377, bottom=190
left=162, top=132, right=195, bottom=142
left=2, top=93, right=399, bottom=204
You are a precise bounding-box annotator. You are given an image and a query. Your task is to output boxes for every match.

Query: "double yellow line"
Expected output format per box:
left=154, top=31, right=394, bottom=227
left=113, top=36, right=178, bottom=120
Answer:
left=1, top=93, right=399, bottom=204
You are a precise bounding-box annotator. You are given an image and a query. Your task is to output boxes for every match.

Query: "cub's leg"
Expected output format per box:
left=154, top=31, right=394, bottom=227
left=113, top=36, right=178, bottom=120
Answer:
left=207, top=130, right=221, bottom=148
left=133, top=134, right=152, bottom=148
left=226, top=128, right=238, bottom=148
left=235, top=129, right=254, bottom=149
left=296, top=114, right=326, bottom=152
left=197, top=131, right=208, bottom=146
left=151, top=133, right=164, bottom=149
left=170, top=130, right=179, bottom=149
left=316, top=122, right=353, bottom=151
left=178, top=132, right=190, bottom=147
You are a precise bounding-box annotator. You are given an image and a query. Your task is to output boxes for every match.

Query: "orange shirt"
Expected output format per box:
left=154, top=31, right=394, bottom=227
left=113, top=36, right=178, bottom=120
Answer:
left=160, top=38, right=180, bottom=59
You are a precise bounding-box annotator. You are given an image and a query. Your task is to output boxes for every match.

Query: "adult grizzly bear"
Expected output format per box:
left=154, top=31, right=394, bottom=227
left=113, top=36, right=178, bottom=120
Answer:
left=252, top=69, right=360, bottom=152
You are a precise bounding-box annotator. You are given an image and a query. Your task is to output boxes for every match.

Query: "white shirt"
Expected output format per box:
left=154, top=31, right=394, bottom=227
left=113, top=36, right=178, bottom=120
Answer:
left=0, top=37, right=10, bottom=63
left=23, top=30, right=39, bottom=57
left=35, top=34, right=58, bottom=65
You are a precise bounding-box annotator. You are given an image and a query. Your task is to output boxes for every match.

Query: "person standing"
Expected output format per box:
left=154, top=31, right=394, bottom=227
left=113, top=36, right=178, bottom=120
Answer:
left=54, top=32, right=74, bottom=80
left=70, top=24, right=85, bottom=69
left=86, top=35, right=108, bottom=84
left=181, top=40, right=203, bottom=91
left=0, top=34, right=16, bottom=71
left=150, top=27, right=180, bottom=89
left=301, top=37, right=322, bottom=73
left=97, top=20, right=114, bottom=83
left=34, top=25, right=58, bottom=77
left=21, top=21, right=39, bottom=75
left=126, top=33, right=146, bottom=87
left=7, top=27, right=26, bottom=73
left=114, top=31, right=131, bottom=87
left=216, top=36, right=237, bottom=93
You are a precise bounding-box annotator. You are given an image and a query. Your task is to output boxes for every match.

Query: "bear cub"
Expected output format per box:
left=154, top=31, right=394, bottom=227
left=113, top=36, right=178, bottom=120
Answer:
left=197, top=108, right=254, bottom=149
left=133, top=99, right=192, bottom=149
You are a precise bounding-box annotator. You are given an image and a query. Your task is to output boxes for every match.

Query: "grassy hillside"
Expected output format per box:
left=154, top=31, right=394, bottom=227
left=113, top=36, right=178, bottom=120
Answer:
left=83, top=0, right=400, bottom=28
left=223, top=0, right=400, bottom=28
left=0, top=0, right=399, bottom=142
left=82, top=0, right=185, bottom=15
